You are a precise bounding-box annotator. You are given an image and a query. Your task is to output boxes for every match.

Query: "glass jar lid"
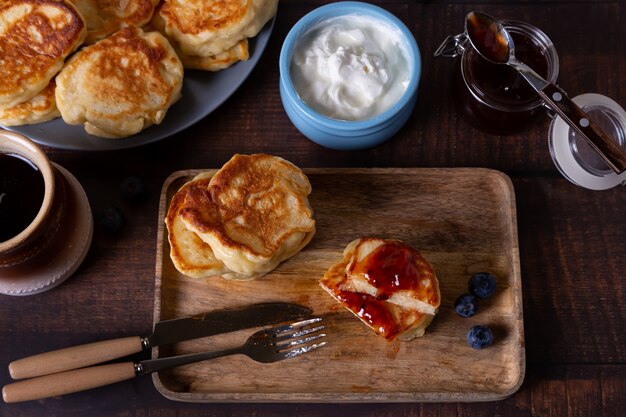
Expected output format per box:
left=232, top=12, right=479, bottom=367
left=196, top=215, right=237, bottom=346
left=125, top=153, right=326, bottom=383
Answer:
left=548, top=93, right=626, bottom=190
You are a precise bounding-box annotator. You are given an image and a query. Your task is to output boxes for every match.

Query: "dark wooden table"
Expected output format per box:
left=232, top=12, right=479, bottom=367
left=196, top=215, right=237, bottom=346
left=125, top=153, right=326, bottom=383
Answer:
left=2, top=1, right=625, bottom=415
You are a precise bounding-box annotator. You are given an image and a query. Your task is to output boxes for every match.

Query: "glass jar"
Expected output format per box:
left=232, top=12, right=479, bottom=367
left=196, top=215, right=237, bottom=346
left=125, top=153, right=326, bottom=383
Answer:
left=436, top=20, right=559, bottom=134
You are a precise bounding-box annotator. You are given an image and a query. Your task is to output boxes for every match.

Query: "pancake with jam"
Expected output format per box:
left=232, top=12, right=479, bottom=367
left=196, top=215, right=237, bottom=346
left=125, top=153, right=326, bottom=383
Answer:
left=177, top=154, right=316, bottom=280
left=320, top=238, right=441, bottom=341
left=55, top=27, right=183, bottom=138
left=158, top=0, right=277, bottom=57
left=0, top=0, right=86, bottom=108
left=70, top=0, right=160, bottom=44
left=0, top=79, right=59, bottom=126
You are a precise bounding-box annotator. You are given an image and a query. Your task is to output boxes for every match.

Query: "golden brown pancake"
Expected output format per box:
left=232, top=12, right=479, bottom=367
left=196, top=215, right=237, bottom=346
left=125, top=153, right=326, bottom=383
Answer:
left=146, top=7, right=249, bottom=71
left=159, top=0, right=277, bottom=57
left=176, top=154, right=315, bottom=279
left=0, top=0, right=86, bottom=107
left=0, top=79, right=59, bottom=126
left=70, top=0, right=159, bottom=44
left=55, top=26, right=183, bottom=138
left=177, top=39, right=248, bottom=71
left=166, top=172, right=230, bottom=279
left=320, top=238, right=441, bottom=341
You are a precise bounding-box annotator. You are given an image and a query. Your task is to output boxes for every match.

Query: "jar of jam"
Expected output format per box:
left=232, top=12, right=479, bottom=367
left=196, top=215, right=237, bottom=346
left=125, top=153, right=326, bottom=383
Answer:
left=435, top=20, right=559, bottom=134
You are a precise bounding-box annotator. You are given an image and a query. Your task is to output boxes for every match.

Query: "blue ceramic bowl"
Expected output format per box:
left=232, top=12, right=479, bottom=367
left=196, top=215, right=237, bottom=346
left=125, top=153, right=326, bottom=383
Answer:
left=279, top=1, right=421, bottom=151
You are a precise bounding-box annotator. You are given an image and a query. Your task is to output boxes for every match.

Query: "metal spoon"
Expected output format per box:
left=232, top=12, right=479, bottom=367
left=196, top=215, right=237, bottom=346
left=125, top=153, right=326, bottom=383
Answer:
left=465, top=11, right=626, bottom=174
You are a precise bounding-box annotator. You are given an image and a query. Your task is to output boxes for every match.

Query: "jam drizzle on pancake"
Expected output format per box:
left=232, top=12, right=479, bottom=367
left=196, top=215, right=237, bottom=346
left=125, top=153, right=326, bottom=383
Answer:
left=320, top=238, right=441, bottom=341
left=336, top=290, right=399, bottom=339
left=349, top=241, right=439, bottom=304
left=336, top=241, right=439, bottom=339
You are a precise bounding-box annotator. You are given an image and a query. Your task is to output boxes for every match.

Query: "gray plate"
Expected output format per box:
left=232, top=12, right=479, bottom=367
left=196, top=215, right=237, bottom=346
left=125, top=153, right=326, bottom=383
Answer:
left=3, top=19, right=274, bottom=151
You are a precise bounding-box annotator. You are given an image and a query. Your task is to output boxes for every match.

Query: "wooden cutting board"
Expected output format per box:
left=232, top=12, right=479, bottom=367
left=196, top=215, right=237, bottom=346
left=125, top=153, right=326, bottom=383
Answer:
left=153, top=168, right=524, bottom=402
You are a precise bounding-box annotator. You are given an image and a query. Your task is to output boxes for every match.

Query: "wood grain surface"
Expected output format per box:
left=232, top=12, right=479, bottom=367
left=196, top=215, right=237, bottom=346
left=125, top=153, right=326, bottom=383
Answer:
left=152, top=168, right=523, bottom=402
left=1, top=1, right=625, bottom=416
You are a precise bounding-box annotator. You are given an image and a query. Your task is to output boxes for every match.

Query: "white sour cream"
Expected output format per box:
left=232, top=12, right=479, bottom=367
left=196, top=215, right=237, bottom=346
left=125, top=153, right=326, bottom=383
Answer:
left=290, top=14, right=411, bottom=121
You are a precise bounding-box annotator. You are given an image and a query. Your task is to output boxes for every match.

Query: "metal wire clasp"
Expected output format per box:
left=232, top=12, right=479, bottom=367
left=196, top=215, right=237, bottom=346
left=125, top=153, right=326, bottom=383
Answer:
left=434, top=33, right=468, bottom=58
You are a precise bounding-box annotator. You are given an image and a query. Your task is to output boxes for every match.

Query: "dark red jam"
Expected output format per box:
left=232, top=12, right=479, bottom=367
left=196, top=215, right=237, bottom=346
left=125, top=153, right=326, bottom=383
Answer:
left=337, top=290, right=398, bottom=339
left=338, top=242, right=438, bottom=339
left=455, top=25, right=553, bottom=134
left=466, top=12, right=510, bottom=64
left=465, top=31, right=549, bottom=108
left=349, top=242, right=433, bottom=298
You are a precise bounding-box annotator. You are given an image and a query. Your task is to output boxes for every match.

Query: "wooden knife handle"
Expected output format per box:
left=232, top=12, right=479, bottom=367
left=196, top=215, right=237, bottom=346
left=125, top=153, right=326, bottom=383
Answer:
left=539, top=83, right=626, bottom=174
left=9, top=336, right=143, bottom=380
left=2, top=362, right=136, bottom=403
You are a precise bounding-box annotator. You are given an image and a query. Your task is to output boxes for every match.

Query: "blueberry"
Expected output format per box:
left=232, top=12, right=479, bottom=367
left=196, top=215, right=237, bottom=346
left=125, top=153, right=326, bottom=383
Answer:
left=454, top=294, right=478, bottom=318
left=120, top=176, right=147, bottom=204
left=467, top=325, right=494, bottom=349
left=468, top=272, right=497, bottom=299
left=100, top=207, right=124, bottom=233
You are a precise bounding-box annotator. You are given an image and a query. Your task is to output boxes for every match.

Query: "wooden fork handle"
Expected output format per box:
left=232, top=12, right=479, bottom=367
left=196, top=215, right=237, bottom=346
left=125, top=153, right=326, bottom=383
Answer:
left=2, top=362, right=136, bottom=403
left=8, top=336, right=142, bottom=380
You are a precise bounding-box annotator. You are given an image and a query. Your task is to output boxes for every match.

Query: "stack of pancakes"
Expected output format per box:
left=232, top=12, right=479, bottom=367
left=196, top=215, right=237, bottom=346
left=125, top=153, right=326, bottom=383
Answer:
left=146, top=0, right=277, bottom=71
left=0, top=0, right=85, bottom=126
left=320, top=238, right=441, bottom=341
left=166, top=154, right=316, bottom=280
left=55, top=26, right=184, bottom=138
left=0, top=0, right=277, bottom=137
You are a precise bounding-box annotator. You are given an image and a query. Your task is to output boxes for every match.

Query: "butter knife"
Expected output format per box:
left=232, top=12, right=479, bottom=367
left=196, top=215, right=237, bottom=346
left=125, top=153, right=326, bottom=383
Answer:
left=8, top=302, right=311, bottom=380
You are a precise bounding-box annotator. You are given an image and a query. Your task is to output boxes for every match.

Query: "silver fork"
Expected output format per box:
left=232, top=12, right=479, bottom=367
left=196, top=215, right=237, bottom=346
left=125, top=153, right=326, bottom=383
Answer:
left=2, top=318, right=327, bottom=403
left=140, top=316, right=327, bottom=372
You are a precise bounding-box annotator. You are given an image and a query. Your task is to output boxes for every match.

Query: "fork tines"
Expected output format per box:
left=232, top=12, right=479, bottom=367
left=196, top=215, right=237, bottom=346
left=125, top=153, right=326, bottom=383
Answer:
left=271, top=317, right=327, bottom=359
